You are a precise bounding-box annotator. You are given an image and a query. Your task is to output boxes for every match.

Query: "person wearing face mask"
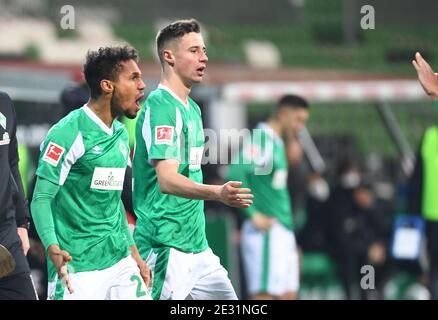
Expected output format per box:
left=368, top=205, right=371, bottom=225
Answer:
left=326, top=159, right=362, bottom=298
left=340, top=170, right=361, bottom=189
left=308, top=174, right=330, bottom=202
left=326, top=160, right=362, bottom=226
left=297, top=173, right=331, bottom=253
left=327, top=162, right=392, bottom=299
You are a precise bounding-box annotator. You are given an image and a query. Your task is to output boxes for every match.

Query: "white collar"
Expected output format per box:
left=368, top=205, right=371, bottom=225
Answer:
left=158, top=84, right=190, bottom=110
left=82, top=104, right=114, bottom=135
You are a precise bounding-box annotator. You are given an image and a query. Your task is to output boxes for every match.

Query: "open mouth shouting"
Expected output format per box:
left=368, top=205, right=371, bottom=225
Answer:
left=135, top=93, right=146, bottom=109
left=196, top=66, right=206, bottom=77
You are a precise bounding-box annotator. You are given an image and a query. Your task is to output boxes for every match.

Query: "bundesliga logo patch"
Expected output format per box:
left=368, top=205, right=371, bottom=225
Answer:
left=42, top=142, right=65, bottom=166
left=155, top=126, right=173, bottom=145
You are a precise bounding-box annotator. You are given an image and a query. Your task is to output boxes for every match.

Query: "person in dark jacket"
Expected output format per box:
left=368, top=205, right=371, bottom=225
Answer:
left=0, top=91, right=37, bottom=299
left=327, top=161, right=392, bottom=299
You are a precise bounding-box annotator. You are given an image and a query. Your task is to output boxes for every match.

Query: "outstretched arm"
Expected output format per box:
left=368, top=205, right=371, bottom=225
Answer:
left=154, top=159, right=253, bottom=208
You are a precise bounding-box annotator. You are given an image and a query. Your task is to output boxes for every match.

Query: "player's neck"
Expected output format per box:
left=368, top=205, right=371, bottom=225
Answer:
left=161, top=74, right=191, bottom=104
left=266, top=118, right=283, bottom=138
left=87, top=99, right=114, bottom=128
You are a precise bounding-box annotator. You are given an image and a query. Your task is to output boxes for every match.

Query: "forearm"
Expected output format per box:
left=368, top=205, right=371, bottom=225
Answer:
left=155, top=159, right=252, bottom=208
left=17, top=227, right=30, bottom=255
left=158, top=170, right=220, bottom=201
left=129, top=244, right=143, bottom=263
left=120, top=201, right=135, bottom=247
left=30, top=177, right=60, bottom=250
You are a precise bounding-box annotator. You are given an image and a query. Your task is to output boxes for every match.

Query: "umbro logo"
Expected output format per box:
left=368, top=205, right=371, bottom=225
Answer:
left=92, top=145, right=102, bottom=154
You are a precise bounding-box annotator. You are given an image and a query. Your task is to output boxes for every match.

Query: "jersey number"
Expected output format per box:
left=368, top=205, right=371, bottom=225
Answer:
left=130, top=275, right=147, bottom=298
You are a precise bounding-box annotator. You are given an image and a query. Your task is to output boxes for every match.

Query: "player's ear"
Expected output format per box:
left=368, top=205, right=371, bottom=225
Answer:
left=101, top=79, right=114, bottom=94
left=163, top=49, right=174, bottom=67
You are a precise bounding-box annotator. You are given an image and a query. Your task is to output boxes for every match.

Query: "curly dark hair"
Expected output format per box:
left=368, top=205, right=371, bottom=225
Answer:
left=83, top=46, right=138, bottom=99
left=156, top=19, right=201, bottom=65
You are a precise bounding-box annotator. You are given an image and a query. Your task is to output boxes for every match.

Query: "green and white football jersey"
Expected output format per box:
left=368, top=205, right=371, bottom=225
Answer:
left=227, top=122, right=293, bottom=230
left=36, top=105, right=131, bottom=280
left=133, top=84, right=208, bottom=254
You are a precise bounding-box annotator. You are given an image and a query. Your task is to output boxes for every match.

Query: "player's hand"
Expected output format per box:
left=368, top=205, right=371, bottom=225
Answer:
left=17, top=227, right=30, bottom=256
left=218, top=181, right=253, bottom=208
left=129, top=245, right=152, bottom=289
left=47, top=244, right=74, bottom=294
left=368, top=242, right=386, bottom=265
left=137, top=260, right=151, bottom=288
left=412, top=52, right=438, bottom=100
left=251, top=212, right=276, bottom=231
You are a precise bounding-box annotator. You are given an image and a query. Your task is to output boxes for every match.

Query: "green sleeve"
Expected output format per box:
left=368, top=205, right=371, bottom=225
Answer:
left=147, top=98, right=180, bottom=161
left=120, top=201, right=135, bottom=247
left=36, top=122, right=81, bottom=186
left=435, top=100, right=438, bottom=110
left=30, top=176, right=60, bottom=250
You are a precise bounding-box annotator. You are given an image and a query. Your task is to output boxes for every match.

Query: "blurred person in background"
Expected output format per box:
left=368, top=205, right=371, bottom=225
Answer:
left=327, top=162, right=392, bottom=299
left=0, top=91, right=37, bottom=300
left=227, top=94, right=310, bottom=300
left=60, top=71, right=89, bottom=117
left=286, top=136, right=309, bottom=219
left=297, top=172, right=331, bottom=253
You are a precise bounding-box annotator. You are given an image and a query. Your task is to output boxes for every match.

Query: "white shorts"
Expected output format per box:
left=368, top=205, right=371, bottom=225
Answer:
left=241, top=220, right=299, bottom=296
left=146, top=247, right=237, bottom=300
left=47, top=255, right=152, bottom=300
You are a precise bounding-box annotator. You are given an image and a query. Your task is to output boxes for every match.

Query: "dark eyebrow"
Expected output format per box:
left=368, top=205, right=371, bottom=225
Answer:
left=131, top=71, right=142, bottom=77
